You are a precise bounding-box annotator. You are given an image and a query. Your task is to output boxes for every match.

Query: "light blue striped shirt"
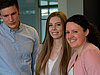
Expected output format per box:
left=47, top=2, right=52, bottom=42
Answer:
left=0, top=22, right=39, bottom=75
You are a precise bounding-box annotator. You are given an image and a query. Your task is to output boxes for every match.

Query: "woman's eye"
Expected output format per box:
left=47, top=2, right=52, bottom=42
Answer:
left=56, top=23, right=61, bottom=26
left=73, top=31, right=78, bottom=33
left=49, top=24, right=53, bottom=27
left=66, top=31, right=70, bottom=34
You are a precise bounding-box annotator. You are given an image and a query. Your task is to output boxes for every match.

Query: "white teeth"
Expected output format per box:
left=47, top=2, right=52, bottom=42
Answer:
left=70, top=40, right=75, bottom=42
left=52, top=32, right=58, bottom=34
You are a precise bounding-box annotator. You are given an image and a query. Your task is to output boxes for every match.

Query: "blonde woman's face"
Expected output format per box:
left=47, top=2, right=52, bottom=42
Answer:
left=49, top=16, right=63, bottom=39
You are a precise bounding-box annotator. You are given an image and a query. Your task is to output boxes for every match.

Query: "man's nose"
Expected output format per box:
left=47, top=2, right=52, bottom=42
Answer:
left=9, top=15, right=13, bottom=21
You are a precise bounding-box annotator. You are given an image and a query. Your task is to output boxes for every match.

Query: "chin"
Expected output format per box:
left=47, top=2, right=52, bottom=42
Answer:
left=10, top=27, right=17, bottom=30
left=70, top=45, right=76, bottom=48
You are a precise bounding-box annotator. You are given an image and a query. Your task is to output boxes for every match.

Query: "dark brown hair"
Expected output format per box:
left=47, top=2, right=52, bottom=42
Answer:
left=0, top=0, right=19, bottom=10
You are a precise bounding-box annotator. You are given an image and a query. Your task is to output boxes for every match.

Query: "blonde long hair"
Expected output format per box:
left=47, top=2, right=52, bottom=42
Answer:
left=35, top=11, right=72, bottom=75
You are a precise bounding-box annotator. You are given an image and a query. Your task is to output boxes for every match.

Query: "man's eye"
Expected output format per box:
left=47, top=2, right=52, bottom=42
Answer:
left=3, top=15, right=8, bottom=17
left=11, top=12, right=16, bottom=16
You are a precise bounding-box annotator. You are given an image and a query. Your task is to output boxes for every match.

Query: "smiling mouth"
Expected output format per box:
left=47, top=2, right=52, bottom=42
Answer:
left=69, top=39, right=77, bottom=43
left=52, top=32, right=59, bottom=34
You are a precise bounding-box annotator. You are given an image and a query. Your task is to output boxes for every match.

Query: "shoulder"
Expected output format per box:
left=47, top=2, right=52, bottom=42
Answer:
left=21, top=23, right=38, bottom=34
left=82, top=43, right=100, bottom=60
left=36, top=44, right=44, bottom=57
left=81, top=43, right=100, bottom=74
left=20, top=23, right=39, bottom=39
left=81, top=43, right=100, bottom=67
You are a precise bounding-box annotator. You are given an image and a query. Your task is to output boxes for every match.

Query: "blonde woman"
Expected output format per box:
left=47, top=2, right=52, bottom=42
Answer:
left=34, top=11, right=71, bottom=75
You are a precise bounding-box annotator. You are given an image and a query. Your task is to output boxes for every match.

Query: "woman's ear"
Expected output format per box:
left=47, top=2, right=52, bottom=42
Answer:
left=85, top=29, right=89, bottom=36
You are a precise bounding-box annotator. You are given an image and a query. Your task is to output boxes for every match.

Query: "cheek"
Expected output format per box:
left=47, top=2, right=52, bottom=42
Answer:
left=59, top=26, right=63, bottom=30
left=59, top=28, right=63, bottom=33
left=77, top=34, right=86, bottom=42
left=66, top=35, right=69, bottom=41
left=59, top=28, right=63, bottom=32
left=49, top=27, right=52, bottom=35
left=2, top=18, right=8, bottom=22
left=13, top=14, right=19, bottom=20
left=14, top=15, right=18, bottom=20
left=66, top=34, right=68, bottom=39
left=49, top=27, right=51, bottom=32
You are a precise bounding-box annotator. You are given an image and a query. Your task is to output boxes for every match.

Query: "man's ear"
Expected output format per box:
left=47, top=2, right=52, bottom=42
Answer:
left=0, top=10, right=2, bottom=18
left=0, top=13, right=1, bottom=18
left=85, top=29, right=89, bottom=36
left=0, top=16, right=1, bottom=18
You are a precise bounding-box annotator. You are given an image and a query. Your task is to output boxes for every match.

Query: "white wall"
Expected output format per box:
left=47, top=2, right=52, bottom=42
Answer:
left=58, top=0, right=68, bottom=16
left=58, top=0, right=83, bottom=18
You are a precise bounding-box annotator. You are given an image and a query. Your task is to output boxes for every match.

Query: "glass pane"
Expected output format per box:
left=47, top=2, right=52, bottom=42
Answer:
left=0, top=18, right=3, bottom=24
left=41, top=9, right=49, bottom=19
left=49, top=0, right=58, bottom=5
left=49, top=8, right=58, bottom=14
left=39, top=0, right=48, bottom=6
left=39, top=0, right=58, bottom=6
left=18, top=0, right=36, bottom=28
left=41, top=20, right=46, bottom=42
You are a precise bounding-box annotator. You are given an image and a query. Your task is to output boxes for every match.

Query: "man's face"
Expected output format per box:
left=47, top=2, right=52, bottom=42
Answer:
left=0, top=5, right=20, bottom=30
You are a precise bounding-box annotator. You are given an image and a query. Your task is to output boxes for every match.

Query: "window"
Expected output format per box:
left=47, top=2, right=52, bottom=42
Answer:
left=39, top=0, right=58, bottom=6
left=0, top=19, right=3, bottom=24
left=39, top=0, right=58, bottom=43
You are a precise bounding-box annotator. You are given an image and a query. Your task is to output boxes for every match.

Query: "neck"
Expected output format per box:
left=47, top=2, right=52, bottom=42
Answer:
left=53, top=38, right=62, bottom=46
left=49, top=38, right=62, bottom=60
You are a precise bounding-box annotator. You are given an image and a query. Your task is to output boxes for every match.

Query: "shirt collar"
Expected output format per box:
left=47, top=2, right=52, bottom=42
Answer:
left=2, top=21, right=23, bottom=33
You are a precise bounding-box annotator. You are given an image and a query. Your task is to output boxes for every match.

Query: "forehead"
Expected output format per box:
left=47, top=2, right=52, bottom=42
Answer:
left=49, top=16, right=61, bottom=23
left=0, top=5, right=17, bottom=15
left=66, top=22, right=83, bottom=30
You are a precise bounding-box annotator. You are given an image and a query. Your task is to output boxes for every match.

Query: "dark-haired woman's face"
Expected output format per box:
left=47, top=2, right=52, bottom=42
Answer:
left=66, top=22, right=89, bottom=50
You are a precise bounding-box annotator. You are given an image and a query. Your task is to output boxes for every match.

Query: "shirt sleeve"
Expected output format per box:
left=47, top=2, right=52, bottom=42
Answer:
left=31, top=29, right=39, bottom=74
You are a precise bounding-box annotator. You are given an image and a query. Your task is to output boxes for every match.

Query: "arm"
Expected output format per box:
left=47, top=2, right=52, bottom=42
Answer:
left=31, top=29, right=39, bottom=74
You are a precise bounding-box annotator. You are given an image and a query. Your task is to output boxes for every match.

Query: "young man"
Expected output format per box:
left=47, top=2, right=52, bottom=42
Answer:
left=0, top=0, right=39, bottom=75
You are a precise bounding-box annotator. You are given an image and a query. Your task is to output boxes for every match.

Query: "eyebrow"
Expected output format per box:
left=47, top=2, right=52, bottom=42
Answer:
left=2, top=11, right=17, bottom=16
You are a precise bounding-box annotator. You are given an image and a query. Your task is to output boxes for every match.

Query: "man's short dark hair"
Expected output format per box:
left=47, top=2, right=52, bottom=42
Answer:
left=0, top=0, right=19, bottom=10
